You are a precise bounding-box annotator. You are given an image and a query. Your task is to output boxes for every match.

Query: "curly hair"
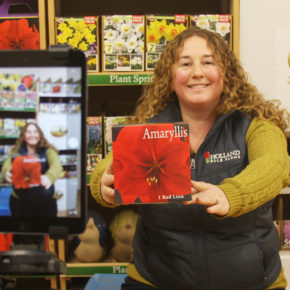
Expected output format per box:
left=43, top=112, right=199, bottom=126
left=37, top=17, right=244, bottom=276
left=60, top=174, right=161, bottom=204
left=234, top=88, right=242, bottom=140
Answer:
left=11, top=122, right=57, bottom=154
left=135, top=26, right=290, bottom=133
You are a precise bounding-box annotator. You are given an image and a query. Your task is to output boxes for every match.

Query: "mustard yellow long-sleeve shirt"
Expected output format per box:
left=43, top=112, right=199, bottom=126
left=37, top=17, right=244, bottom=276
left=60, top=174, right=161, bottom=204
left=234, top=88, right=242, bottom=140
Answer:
left=90, top=117, right=290, bottom=289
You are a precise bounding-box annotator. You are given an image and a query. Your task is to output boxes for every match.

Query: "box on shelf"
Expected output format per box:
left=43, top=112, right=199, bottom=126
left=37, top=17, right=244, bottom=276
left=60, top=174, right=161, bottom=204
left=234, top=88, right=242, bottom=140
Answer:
left=283, top=220, right=290, bottom=249
left=55, top=16, right=100, bottom=72
left=86, top=153, right=102, bottom=172
left=104, top=116, right=135, bottom=155
left=190, top=14, right=232, bottom=47
left=1, top=118, right=26, bottom=138
left=112, top=122, right=191, bottom=204
left=145, top=14, right=188, bottom=70
left=0, top=119, right=3, bottom=138
left=87, top=116, right=102, bottom=172
left=0, top=0, right=45, bottom=50
left=102, top=15, right=145, bottom=72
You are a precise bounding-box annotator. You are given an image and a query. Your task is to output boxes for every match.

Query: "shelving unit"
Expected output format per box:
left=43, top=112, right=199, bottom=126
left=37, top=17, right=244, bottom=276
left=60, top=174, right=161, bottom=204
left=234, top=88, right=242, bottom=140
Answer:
left=45, top=0, right=240, bottom=288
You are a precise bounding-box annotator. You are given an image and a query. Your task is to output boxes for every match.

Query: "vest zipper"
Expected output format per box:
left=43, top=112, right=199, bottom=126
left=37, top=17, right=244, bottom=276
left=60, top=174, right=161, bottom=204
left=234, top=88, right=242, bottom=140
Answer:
left=196, top=221, right=209, bottom=290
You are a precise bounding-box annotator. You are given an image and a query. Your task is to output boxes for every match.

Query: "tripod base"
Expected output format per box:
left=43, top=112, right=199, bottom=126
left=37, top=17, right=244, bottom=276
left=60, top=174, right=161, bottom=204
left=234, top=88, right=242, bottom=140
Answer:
left=0, top=249, right=66, bottom=275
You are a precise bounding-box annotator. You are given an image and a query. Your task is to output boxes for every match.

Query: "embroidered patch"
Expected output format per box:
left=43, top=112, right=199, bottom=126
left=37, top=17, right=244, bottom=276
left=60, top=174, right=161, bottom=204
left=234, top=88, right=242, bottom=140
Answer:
left=204, top=150, right=241, bottom=164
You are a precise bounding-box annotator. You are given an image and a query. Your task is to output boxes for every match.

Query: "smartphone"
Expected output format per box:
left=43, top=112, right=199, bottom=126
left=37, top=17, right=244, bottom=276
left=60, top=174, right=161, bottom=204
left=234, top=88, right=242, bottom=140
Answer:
left=0, top=49, right=87, bottom=236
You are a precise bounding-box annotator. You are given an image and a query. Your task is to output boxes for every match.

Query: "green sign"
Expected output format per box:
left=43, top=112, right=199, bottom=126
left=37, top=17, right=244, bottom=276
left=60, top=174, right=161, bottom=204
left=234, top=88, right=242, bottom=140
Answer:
left=86, top=173, right=91, bottom=185
left=66, top=264, right=127, bottom=276
left=88, top=74, right=153, bottom=86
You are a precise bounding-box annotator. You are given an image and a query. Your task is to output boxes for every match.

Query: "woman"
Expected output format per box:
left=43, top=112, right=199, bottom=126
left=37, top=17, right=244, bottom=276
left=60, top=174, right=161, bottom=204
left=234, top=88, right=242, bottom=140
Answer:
left=90, top=27, right=290, bottom=289
left=1, top=122, right=63, bottom=217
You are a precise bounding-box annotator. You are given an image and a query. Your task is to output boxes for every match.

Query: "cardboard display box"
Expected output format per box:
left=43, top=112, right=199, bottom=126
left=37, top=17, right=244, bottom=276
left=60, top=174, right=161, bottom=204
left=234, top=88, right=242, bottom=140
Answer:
left=0, top=0, right=46, bottom=50
left=145, top=14, right=188, bottom=70
left=55, top=16, right=100, bottom=72
left=112, top=122, right=191, bottom=204
left=190, top=14, right=232, bottom=48
left=102, top=15, right=145, bottom=72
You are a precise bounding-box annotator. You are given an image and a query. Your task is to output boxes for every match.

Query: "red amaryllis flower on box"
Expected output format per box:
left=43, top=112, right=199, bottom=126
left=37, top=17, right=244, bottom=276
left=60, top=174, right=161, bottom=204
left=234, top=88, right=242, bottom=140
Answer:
left=112, top=123, right=191, bottom=204
left=11, top=155, right=41, bottom=189
left=0, top=18, right=40, bottom=50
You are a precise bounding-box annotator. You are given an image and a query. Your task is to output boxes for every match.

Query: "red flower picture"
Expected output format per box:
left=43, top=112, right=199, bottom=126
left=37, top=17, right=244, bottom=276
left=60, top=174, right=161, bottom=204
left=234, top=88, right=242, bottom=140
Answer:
left=0, top=18, right=40, bottom=50
left=112, top=123, right=191, bottom=204
left=12, top=155, right=41, bottom=189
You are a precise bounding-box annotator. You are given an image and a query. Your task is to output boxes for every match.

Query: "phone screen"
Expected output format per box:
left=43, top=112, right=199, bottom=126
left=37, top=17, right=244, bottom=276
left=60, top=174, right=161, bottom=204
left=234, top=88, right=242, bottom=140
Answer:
left=0, top=50, right=87, bottom=234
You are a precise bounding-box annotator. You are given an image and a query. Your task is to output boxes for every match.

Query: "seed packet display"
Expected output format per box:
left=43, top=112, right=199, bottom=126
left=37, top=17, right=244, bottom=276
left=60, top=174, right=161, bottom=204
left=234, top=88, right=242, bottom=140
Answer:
left=190, top=15, right=232, bottom=47
left=145, top=15, right=188, bottom=70
left=0, top=73, right=37, bottom=111
left=102, top=15, right=145, bottom=71
left=112, top=122, right=191, bottom=204
left=56, top=16, right=99, bottom=72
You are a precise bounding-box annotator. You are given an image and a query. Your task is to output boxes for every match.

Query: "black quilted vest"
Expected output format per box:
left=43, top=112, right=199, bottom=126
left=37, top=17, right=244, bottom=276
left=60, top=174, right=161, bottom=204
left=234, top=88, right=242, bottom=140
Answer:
left=133, top=100, right=281, bottom=290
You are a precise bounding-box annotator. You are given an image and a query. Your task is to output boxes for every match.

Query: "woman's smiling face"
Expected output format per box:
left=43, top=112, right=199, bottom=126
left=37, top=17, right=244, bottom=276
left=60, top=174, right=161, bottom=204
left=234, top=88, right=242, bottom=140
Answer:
left=171, top=35, right=224, bottom=112
left=24, top=123, right=40, bottom=147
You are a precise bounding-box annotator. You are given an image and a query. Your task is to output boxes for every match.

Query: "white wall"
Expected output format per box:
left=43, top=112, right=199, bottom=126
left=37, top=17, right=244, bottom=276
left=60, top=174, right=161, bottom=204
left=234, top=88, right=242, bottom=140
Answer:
left=240, top=0, right=290, bottom=112
left=240, top=1, right=290, bottom=287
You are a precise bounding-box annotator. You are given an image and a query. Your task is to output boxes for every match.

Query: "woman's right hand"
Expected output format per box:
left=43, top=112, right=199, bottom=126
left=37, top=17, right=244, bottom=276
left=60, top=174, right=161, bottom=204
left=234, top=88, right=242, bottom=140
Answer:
left=100, top=160, right=115, bottom=204
left=5, top=169, right=12, bottom=184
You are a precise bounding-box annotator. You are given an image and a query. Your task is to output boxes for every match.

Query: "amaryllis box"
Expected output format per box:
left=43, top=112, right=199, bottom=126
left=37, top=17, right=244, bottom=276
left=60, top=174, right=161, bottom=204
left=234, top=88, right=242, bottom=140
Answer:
left=102, top=15, right=145, bottom=71
left=0, top=0, right=46, bottom=50
left=12, top=154, right=41, bottom=189
left=190, top=15, right=232, bottom=47
left=112, top=123, right=191, bottom=204
left=145, top=15, right=188, bottom=70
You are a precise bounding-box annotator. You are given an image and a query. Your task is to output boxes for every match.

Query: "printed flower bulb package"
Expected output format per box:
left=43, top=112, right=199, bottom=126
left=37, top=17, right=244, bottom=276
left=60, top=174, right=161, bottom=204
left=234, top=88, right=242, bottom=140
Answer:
left=0, top=73, right=37, bottom=111
left=55, top=16, right=99, bottom=72
left=87, top=116, right=103, bottom=172
left=190, top=14, right=232, bottom=47
left=102, top=15, right=145, bottom=72
left=112, top=123, right=192, bottom=204
left=145, top=15, right=188, bottom=70
left=0, top=17, right=40, bottom=50
left=12, top=155, right=42, bottom=189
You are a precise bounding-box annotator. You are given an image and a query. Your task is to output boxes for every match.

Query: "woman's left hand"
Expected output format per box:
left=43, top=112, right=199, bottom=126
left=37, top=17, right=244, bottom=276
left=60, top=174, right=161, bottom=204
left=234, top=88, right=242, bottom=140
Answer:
left=41, top=175, right=52, bottom=189
left=184, top=180, right=230, bottom=216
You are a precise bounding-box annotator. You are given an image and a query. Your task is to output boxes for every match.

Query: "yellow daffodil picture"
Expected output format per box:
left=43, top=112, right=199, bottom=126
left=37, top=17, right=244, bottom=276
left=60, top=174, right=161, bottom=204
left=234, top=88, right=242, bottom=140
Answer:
left=145, top=15, right=188, bottom=70
left=56, top=17, right=99, bottom=71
